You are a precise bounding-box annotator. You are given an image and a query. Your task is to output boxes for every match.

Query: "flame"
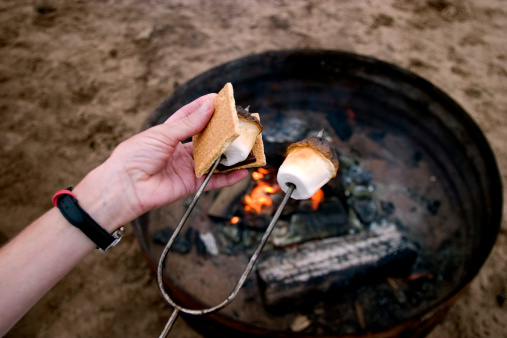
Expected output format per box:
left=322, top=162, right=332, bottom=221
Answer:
left=244, top=182, right=276, bottom=214
left=252, top=171, right=264, bottom=181
left=252, top=167, right=273, bottom=181
left=243, top=168, right=281, bottom=214
left=310, top=189, right=324, bottom=210
left=230, top=216, right=240, bottom=224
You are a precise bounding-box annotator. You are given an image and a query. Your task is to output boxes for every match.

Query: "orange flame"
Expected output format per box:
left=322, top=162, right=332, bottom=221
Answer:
left=244, top=182, right=276, bottom=214
left=311, top=189, right=324, bottom=210
left=244, top=168, right=281, bottom=214
left=230, top=216, right=240, bottom=224
left=252, top=171, right=264, bottom=181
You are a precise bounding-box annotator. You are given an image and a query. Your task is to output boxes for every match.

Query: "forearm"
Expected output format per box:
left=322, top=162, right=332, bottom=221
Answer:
left=0, top=161, right=131, bottom=335
left=0, top=208, right=95, bottom=335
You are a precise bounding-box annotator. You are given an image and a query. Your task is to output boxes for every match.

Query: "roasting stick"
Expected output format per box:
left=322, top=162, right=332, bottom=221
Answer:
left=156, top=156, right=296, bottom=337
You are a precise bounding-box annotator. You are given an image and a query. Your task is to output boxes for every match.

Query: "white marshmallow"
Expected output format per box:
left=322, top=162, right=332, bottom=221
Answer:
left=220, top=118, right=260, bottom=166
left=277, top=147, right=335, bottom=199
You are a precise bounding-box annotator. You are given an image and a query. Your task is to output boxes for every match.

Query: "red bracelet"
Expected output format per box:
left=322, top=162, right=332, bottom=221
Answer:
left=52, top=189, right=76, bottom=207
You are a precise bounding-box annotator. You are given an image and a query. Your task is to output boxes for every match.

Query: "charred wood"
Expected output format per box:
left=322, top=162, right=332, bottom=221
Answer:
left=257, top=224, right=418, bottom=310
left=153, top=227, right=193, bottom=254
left=272, top=199, right=349, bottom=247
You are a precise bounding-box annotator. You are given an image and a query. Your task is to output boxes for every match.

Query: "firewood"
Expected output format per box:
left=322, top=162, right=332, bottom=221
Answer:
left=256, top=224, right=417, bottom=309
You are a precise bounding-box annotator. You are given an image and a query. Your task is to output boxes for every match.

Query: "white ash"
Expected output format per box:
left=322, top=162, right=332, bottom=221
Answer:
left=199, top=232, right=219, bottom=256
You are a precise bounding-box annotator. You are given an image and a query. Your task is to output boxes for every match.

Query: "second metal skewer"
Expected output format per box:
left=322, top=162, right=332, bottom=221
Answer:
left=157, top=157, right=295, bottom=337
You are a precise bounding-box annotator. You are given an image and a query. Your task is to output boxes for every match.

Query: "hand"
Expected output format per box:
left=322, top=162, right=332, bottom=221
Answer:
left=73, top=94, right=249, bottom=231
left=0, top=94, right=251, bottom=336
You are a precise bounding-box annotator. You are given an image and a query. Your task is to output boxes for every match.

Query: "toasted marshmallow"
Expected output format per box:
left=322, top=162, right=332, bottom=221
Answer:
left=277, top=136, right=339, bottom=200
left=220, top=107, right=262, bottom=166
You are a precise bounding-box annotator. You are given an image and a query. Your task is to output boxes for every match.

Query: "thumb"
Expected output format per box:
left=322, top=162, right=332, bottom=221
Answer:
left=161, top=98, right=214, bottom=143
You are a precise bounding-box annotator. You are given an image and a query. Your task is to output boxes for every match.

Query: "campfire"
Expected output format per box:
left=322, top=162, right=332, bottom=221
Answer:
left=134, top=49, right=501, bottom=337
left=152, top=128, right=421, bottom=320
left=146, top=110, right=461, bottom=338
left=145, top=126, right=466, bottom=335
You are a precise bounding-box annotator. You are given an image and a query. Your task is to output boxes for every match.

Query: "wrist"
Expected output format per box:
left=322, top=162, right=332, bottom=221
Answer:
left=71, top=164, right=134, bottom=233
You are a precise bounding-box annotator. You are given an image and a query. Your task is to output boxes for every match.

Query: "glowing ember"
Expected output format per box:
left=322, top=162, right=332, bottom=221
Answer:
left=311, top=189, right=324, bottom=210
left=230, top=216, right=240, bottom=224
left=258, top=168, right=270, bottom=175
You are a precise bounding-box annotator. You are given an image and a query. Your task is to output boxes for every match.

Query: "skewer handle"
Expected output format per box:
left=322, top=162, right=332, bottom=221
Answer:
left=225, top=183, right=295, bottom=303
left=157, top=158, right=295, bottom=335
left=157, top=158, right=221, bottom=332
left=158, top=308, right=179, bottom=338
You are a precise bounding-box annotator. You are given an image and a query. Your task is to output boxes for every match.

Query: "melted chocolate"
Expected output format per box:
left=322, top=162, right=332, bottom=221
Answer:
left=217, top=151, right=256, bottom=172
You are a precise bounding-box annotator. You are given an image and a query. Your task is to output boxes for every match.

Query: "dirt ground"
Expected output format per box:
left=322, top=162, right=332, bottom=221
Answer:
left=1, top=0, right=506, bottom=337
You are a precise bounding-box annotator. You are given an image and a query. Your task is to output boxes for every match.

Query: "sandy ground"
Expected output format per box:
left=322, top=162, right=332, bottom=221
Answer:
left=1, top=0, right=506, bottom=337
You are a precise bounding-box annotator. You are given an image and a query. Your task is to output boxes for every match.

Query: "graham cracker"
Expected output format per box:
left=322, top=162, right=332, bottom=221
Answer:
left=192, top=83, right=240, bottom=177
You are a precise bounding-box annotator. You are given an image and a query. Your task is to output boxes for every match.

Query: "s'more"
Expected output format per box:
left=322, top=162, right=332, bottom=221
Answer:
left=192, top=83, right=266, bottom=178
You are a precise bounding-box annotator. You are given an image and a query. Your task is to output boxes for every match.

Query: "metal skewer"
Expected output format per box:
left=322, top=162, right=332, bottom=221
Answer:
left=157, top=157, right=295, bottom=337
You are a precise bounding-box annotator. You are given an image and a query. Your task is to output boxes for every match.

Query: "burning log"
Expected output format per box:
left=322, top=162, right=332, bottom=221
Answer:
left=256, top=224, right=418, bottom=310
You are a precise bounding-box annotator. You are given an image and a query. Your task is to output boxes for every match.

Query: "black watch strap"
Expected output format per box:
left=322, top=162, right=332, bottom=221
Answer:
left=56, top=194, right=123, bottom=252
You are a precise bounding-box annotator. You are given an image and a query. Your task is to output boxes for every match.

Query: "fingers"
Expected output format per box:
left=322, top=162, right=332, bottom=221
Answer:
left=159, top=95, right=216, bottom=144
left=165, top=93, right=217, bottom=124
left=156, top=94, right=249, bottom=193
left=182, top=142, right=193, bottom=154
left=205, top=169, right=249, bottom=191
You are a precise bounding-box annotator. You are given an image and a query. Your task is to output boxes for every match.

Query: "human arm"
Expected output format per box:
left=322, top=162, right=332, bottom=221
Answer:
left=0, top=94, right=249, bottom=335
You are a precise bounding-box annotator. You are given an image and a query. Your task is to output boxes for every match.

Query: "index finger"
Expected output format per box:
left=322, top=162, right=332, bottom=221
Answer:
left=165, top=93, right=217, bottom=124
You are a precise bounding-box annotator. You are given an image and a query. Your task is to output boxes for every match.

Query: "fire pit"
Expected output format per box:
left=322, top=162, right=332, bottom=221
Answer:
left=132, top=50, right=502, bottom=337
